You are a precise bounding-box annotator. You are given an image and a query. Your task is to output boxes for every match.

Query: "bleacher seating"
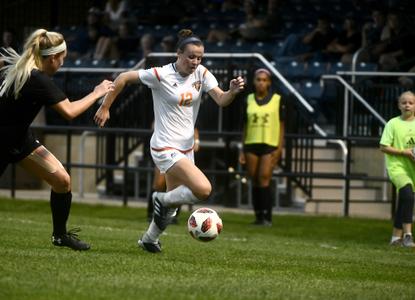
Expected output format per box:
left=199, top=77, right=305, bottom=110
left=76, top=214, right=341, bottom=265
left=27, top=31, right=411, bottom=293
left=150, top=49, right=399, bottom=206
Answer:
left=52, top=0, right=398, bottom=129
left=327, top=62, right=350, bottom=74
left=299, top=80, right=323, bottom=101
left=304, top=61, right=328, bottom=80
left=356, top=62, right=378, bottom=72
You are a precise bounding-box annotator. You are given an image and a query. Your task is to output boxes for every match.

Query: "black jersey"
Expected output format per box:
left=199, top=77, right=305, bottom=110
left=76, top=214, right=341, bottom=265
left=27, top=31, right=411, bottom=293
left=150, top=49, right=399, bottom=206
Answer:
left=0, top=69, right=66, bottom=145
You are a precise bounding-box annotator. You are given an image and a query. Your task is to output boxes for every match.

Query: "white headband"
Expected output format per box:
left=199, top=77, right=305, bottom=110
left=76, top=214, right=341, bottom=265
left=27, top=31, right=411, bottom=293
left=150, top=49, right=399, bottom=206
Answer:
left=40, top=41, right=67, bottom=56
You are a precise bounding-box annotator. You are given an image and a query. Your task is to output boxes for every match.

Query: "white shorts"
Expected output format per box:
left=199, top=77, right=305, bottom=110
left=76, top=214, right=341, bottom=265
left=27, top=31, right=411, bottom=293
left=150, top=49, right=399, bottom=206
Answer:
left=150, top=148, right=194, bottom=174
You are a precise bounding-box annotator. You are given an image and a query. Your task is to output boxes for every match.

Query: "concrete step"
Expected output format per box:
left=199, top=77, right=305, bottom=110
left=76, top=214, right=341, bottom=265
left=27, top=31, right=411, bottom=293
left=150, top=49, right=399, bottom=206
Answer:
left=313, top=160, right=344, bottom=173
left=305, top=200, right=391, bottom=219
left=312, top=186, right=380, bottom=201
left=312, top=178, right=365, bottom=187
left=292, top=147, right=340, bottom=160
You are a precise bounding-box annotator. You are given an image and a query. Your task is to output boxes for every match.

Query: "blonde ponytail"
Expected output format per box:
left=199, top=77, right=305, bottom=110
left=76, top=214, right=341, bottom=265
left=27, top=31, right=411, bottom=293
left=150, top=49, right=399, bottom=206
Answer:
left=0, top=29, right=65, bottom=99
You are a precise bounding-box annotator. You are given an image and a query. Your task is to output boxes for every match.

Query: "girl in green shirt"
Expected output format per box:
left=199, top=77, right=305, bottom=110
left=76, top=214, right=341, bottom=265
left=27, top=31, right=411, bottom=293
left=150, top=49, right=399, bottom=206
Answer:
left=380, top=91, right=415, bottom=247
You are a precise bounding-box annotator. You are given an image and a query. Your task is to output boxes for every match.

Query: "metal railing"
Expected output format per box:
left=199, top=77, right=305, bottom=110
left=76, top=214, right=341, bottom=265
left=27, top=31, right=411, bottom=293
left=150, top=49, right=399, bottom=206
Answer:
left=6, top=125, right=394, bottom=218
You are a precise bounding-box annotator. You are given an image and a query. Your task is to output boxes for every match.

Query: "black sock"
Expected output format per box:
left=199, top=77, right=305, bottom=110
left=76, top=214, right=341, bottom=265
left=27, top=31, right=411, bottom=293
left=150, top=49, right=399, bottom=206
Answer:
left=260, top=186, right=273, bottom=222
left=399, top=184, right=414, bottom=224
left=50, top=190, right=72, bottom=236
left=394, top=185, right=411, bottom=229
left=252, top=186, right=263, bottom=221
left=147, top=189, right=155, bottom=219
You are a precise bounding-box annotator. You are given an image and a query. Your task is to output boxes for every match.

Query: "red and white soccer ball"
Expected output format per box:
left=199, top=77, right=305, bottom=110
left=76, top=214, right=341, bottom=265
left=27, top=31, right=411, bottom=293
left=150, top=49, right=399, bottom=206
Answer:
left=187, top=207, right=223, bottom=242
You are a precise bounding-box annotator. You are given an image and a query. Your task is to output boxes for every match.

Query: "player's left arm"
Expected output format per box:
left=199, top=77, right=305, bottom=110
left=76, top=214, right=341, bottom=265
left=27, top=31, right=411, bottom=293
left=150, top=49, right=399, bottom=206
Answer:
left=273, top=121, right=285, bottom=165
left=208, top=76, right=245, bottom=107
left=272, top=97, right=285, bottom=165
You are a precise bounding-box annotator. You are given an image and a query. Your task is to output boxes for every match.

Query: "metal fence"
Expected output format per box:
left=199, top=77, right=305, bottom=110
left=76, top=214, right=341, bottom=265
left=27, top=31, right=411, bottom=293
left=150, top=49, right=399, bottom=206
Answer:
left=6, top=125, right=394, bottom=218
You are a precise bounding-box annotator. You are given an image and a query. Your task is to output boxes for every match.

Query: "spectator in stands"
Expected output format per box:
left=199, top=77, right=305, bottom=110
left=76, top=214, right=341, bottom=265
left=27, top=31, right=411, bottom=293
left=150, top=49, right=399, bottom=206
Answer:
left=103, top=0, right=129, bottom=31
left=373, top=10, right=414, bottom=71
left=360, top=7, right=387, bottom=62
left=0, top=28, right=20, bottom=68
left=322, top=14, right=361, bottom=63
left=0, top=28, right=114, bottom=251
left=139, top=33, right=155, bottom=59
left=380, top=91, right=415, bottom=248
left=94, top=29, right=245, bottom=253
left=276, top=14, right=337, bottom=62
left=361, top=8, right=387, bottom=49
left=238, top=0, right=281, bottom=41
left=67, top=24, right=101, bottom=59
left=153, top=35, right=177, bottom=65
left=67, top=7, right=114, bottom=60
left=207, top=0, right=282, bottom=42
left=111, top=21, right=140, bottom=60
left=160, top=35, right=176, bottom=53
left=1, top=28, right=19, bottom=51
left=239, top=68, right=285, bottom=226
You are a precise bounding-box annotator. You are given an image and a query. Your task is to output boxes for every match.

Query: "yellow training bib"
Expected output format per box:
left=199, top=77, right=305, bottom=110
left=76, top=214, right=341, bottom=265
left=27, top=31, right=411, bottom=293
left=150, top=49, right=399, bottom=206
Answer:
left=244, top=93, right=281, bottom=147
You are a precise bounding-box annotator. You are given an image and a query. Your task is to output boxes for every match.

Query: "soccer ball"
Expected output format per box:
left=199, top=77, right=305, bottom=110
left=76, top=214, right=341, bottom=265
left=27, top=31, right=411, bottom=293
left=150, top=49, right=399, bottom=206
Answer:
left=187, top=207, right=223, bottom=242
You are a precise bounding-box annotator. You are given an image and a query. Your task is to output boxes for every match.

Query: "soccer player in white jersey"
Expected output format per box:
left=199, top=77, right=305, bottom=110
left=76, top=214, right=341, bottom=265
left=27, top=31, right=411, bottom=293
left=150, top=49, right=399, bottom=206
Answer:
left=94, top=29, right=245, bottom=253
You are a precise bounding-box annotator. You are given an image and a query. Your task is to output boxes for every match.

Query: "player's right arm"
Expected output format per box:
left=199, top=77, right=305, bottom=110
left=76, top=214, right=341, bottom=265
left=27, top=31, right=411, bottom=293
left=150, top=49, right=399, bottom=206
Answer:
left=380, top=144, right=415, bottom=160
left=94, top=71, right=140, bottom=127
left=238, top=125, right=246, bottom=165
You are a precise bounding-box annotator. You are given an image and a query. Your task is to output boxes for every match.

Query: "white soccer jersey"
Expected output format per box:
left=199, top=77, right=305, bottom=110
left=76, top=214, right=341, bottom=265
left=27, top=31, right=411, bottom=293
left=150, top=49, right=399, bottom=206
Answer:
left=138, top=63, right=218, bottom=151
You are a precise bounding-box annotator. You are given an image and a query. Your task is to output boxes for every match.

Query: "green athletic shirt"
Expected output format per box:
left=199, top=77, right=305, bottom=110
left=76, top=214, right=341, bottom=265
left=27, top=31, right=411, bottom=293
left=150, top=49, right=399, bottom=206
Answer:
left=244, top=93, right=281, bottom=147
left=380, top=116, right=415, bottom=191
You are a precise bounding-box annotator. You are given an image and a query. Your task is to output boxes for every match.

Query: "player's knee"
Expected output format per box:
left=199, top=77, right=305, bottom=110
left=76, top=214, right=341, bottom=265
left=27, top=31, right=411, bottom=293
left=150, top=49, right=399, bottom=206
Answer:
left=51, top=171, right=71, bottom=192
left=258, top=174, right=272, bottom=187
left=153, top=181, right=166, bottom=192
left=195, top=182, right=212, bottom=200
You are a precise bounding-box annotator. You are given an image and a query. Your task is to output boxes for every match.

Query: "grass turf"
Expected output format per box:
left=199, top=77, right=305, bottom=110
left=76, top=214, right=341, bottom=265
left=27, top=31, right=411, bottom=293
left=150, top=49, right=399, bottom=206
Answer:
left=0, top=197, right=414, bottom=300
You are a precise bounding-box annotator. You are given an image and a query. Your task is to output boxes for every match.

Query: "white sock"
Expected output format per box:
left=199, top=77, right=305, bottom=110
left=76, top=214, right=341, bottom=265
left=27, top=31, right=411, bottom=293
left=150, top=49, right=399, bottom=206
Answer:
left=404, top=232, right=412, bottom=237
left=142, top=220, right=162, bottom=243
left=158, top=185, right=200, bottom=207
left=391, top=236, right=402, bottom=242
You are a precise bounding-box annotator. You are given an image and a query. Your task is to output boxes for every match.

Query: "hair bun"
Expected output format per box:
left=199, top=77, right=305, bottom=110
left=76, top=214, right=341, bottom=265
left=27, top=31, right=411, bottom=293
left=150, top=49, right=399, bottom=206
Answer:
left=178, top=29, right=193, bottom=38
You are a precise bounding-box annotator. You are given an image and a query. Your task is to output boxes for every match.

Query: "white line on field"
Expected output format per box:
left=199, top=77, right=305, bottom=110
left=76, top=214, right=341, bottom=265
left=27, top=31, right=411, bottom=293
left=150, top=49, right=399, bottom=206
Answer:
left=3, top=216, right=248, bottom=242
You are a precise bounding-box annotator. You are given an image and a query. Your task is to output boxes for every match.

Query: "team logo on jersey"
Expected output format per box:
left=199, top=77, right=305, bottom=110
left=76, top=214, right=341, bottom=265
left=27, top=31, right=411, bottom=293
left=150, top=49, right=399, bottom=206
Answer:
left=192, top=81, right=201, bottom=92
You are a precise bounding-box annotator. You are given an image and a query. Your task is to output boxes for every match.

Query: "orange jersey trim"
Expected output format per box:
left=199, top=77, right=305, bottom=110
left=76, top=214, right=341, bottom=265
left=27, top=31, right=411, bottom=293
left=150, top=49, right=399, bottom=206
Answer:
left=202, top=68, right=208, bottom=78
left=153, top=68, right=161, bottom=81
left=151, top=146, right=193, bottom=154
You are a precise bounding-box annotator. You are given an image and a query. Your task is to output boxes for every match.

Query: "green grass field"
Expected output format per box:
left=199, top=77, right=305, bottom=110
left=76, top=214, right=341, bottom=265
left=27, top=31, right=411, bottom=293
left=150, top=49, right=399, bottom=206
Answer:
left=0, top=197, right=414, bottom=300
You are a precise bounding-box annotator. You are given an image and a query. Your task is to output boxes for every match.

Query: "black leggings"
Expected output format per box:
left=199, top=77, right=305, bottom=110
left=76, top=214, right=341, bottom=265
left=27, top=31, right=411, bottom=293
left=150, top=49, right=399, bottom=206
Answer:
left=394, top=184, right=415, bottom=229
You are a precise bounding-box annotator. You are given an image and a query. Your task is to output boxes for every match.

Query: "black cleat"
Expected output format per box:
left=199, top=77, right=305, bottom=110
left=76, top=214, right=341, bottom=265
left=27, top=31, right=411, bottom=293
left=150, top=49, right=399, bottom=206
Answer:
left=52, top=228, right=90, bottom=251
left=152, top=192, right=177, bottom=231
left=138, top=239, right=162, bottom=253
